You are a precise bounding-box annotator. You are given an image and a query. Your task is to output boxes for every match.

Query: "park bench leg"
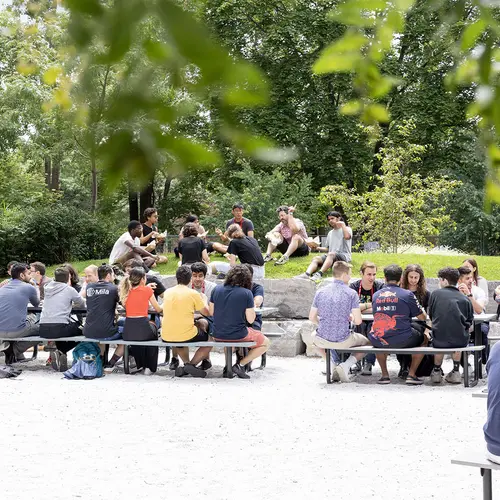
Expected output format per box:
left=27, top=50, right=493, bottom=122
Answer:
left=481, top=468, right=492, bottom=500
left=124, top=345, right=130, bottom=375
left=326, top=349, right=332, bottom=384
left=463, top=352, right=470, bottom=388
left=475, top=323, right=484, bottom=379
left=223, top=347, right=234, bottom=379
left=260, top=353, right=267, bottom=369
left=165, top=346, right=170, bottom=364
left=31, top=344, right=38, bottom=360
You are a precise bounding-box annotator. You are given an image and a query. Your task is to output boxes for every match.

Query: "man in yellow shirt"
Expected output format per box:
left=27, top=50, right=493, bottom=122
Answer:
left=162, top=265, right=211, bottom=378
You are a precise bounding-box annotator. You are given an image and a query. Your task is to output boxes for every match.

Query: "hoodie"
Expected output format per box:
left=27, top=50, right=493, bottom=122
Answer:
left=40, top=281, right=85, bottom=324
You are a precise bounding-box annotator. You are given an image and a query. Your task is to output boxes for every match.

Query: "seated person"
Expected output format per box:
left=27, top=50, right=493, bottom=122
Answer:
left=119, top=267, right=163, bottom=374
left=428, top=267, right=474, bottom=384
left=458, top=266, right=487, bottom=314
left=109, top=220, right=160, bottom=269
left=83, top=264, right=125, bottom=371
left=162, top=265, right=211, bottom=378
left=39, top=267, right=86, bottom=372
left=81, top=264, right=98, bottom=298
left=0, top=263, right=40, bottom=363
left=309, top=261, right=365, bottom=382
left=348, top=261, right=382, bottom=376
left=226, top=224, right=265, bottom=279
left=0, top=260, right=18, bottom=288
left=484, top=341, right=500, bottom=464
left=216, top=203, right=255, bottom=242
left=29, top=261, right=52, bottom=301
left=242, top=264, right=264, bottom=331
left=140, top=208, right=167, bottom=262
left=123, top=259, right=166, bottom=299
left=264, top=206, right=309, bottom=265
left=177, top=214, right=227, bottom=256
left=189, top=265, right=270, bottom=379
left=178, top=223, right=210, bottom=266
left=369, top=264, right=428, bottom=385
left=300, top=211, right=352, bottom=280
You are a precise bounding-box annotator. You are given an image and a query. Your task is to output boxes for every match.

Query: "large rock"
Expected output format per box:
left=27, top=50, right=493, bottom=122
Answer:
left=263, top=320, right=306, bottom=357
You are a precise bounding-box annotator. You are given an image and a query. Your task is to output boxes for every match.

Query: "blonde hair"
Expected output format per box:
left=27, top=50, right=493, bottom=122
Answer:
left=360, top=261, right=376, bottom=274
left=84, top=265, right=98, bottom=276
left=333, top=261, right=352, bottom=278
left=119, top=267, right=146, bottom=304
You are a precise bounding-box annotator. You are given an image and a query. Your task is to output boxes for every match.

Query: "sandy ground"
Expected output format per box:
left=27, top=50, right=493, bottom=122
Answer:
left=0, top=352, right=492, bottom=500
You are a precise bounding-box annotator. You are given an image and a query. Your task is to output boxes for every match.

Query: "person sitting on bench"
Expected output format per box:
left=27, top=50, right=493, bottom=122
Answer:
left=309, top=261, right=365, bottom=382
left=109, top=220, right=160, bottom=270
left=162, top=265, right=211, bottom=378
left=0, top=260, right=18, bottom=288
left=0, top=263, right=40, bottom=363
left=83, top=264, right=125, bottom=372
left=39, top=266, right=86, bottom=372
left=484, top=341, right=500, bottom=464
left=369, top=264, right=429, bottom=385
left=428, top=267, right=474, bottom=385
left=242, top=264, right=264, bottom=331
left=81, top=264, right=98, bottom=298
left=29, top=261, right=52, bottom=302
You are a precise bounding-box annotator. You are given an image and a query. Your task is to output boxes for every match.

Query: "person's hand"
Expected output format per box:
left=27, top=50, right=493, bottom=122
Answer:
left=458, top=283, right=469, bottom=295
left=151, top=231, right=159, bottom=238
left=337, top=220, right=346, bottom=227
left=147, top=282, right=157, bottom=290
left=288, top=205, right=296, bottom=213
left=424, top=329, right=431, bottom=340
left=215, top=228, right=223, bottom=237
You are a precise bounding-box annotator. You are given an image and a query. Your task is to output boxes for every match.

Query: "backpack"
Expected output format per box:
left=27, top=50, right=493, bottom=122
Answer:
left=63, top=342, right=103, bottom=380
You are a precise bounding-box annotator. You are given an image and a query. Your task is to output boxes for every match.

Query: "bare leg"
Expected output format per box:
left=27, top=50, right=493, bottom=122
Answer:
left=177, top=347, right=190, bottom=364
left=284, top=234, right=304, bottom=258
left=319, top=253, right=336, bottom=274
left=240, top=337, right=270, bottom=366
left=434, top=354, right=445, bottom=366
left=143, top=257, right=156, bottom=268
left=266, top=242, right=277, bottom=255
left=190, top=346, right=213, bottom=366
left=376, top=353, right=389, bottom=377
left=452, top=351, right=461, bottom=362
left=408, top=337, right=428, bottom=378
left=306, top=256, right=324, bottom=275
left=212, top=242, right=228, bottom=254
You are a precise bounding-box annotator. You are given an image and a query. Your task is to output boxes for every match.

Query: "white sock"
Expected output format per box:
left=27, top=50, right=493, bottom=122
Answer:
left=342, top=355, right=357, bottom=370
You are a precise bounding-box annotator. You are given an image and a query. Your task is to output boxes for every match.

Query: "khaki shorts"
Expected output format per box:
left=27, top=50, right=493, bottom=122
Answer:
left=312, top=331, right=370, bottom=350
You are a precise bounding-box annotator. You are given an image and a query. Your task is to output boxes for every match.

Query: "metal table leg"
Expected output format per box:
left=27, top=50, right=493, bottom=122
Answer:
left=481, top=468, right=492, bottom=500
left=223, top=347, right=234, bottom=378
left=326, top=349, right=332, bottom=384
left=463, top=351, right=470, bottom=388
left=124, top=345, right=130, bottom=375
left=260, top=353, right=267, bottom=369
left=475, top=323, right=484, bottom=379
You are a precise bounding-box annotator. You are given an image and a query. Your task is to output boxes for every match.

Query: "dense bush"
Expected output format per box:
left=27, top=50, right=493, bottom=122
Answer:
left=0, top=204, right=120, bottom=274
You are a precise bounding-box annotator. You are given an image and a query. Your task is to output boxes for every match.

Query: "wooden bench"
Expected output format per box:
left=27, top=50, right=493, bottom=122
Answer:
left=324, top=345, right=485, bottom=388
left=452, top=451, right=500, bottom=500
left=0, top=336, right=255, bottom=379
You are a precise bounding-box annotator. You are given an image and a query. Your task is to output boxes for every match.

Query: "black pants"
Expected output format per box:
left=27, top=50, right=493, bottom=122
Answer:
left=123, top=317, right=158, bottom=372
left=39, top=322, right=82, bottom=354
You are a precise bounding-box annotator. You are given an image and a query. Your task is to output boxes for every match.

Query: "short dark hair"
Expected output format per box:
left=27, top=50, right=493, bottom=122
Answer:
left=327, top=211, right=342, bottom=219
left=128, top=220, right=142, bottom=232
left=191, top=262, right=208, bottom=276
left=458, top=266, right=472, bottom=277
left=437, top=267, right=460, bottom=286
left=176, top=265, right=192, bottom=285
left=30, top=261, right=46, bottom=276
left=182, top=223, right=199, bottom=238
left=143, top=208, right=157, bottom=220
left=224, top=265, right=252, bottom=289
left=185, top=214, right=198, bottom=223
left=98, top=264, right=114, bottom=281
left=242, top=263, right=254, bottom=277
left=54, top=266, right=70, bottom=283
left=10, top=263, right=29, bottom=280
left=384, top=264, right=403, bottom=283
left=276, top=205, right=289, bottom=214
left=123, top=258, right=146, bottom=272
left=7, top=260, right=18, bottom=271
left=232, top=203, right=244, bottom=210
left=227, top=223, right=244, bottom=239
left=62, top=263, right=79, bottom=287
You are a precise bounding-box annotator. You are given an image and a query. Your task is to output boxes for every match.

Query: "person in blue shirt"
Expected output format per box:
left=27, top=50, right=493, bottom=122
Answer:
left=369, top=264, right=428, bottom=385
left=0, top=263, right=40, bottom=363
left=485, top=342, right=500, bottom=463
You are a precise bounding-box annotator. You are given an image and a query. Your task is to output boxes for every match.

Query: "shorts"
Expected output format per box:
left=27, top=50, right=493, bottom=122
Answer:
left=277, top=240, right=309, bottom=258
left=87, top=331, right=122, bottom=342
left=319, top=252, right=350, bottom=264
left=312, top=331, right=370, bottom=349
left=167, top=326, right=209, bottom=343
left=432, top=335, right=468, bottom=349
left=213, top=327, right=268, bottom=348
left=372, top=328, right=424, bottom=349
left=122, top=317, right=158, bottom=342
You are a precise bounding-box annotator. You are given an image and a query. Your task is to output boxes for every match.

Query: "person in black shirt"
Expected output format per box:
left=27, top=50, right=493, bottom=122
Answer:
left=226, top=224, right=265, bottom=279
left=216, top=203, right=255, bottom=241
left=178, top=223, right=210, bottom=265
left=140, top=208, right=168, bottom=262
left=428, top=266, right=474, bottom=384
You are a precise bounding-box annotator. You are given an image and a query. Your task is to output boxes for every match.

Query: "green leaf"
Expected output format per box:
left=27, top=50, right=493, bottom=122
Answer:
left=312, top=32, right=366, bottom=74
left=43, top=66, right=62, bottom=85
left=365, top=103, right=390, bottom=123
left=222, top=62, right=269, bottom=107
left=328, top=0, right=387, bottom=27
left=143, top=39, right=173, bottom=63
left=461, top=19, right=486, bottom=51
left=64, top=0, right=104, bottom=16
left=340, top=99, right=362, bottom=115
left=479, top=38, right=492, bottom=83
left=160, top=136, right=221, bottom=168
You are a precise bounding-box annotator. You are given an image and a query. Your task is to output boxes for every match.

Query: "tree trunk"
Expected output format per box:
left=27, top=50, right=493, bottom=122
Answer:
left=51, top=160, right=60, bottom=191
left=129, top=186, right=139, bottom=221
left=44, top=156, right=52, bottom=189
left=90, top=153, right=97, bottom=214
left=163, top=173, right=173, bottom=201
left=139, top=177, right=155, bottom=221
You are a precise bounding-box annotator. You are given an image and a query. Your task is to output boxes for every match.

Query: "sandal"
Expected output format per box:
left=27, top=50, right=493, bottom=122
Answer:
left=377, top=376, right=391, bottom=385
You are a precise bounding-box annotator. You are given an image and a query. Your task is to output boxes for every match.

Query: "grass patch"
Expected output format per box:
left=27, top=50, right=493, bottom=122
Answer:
left=42, top=252, right=500, bottom=280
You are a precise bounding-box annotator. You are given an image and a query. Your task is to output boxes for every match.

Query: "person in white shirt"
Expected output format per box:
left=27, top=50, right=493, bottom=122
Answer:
left=109, top=221, right=160, bottom=269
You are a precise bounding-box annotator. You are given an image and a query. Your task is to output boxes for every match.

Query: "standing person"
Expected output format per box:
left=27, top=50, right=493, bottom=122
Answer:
left=226, top=224, right=265, bottom=279
left=0, top=263, right=40, bottom=363
left=484, top=341, right=500, bottom=464
left=178, top=223, right=210, bottom=266
left=369, top=264, right=429, bottom=385
left=216, top=203, right=255, bottom=242
left=298, top=211, right=352, bottom=280
left=428, top=267, right=474, bottom=384
left=119, top=267, right=163, bottom=374
left=0, top=261, right=18, bottom=288
left=348, top=261, right=383, bottom=376
left=264, top=206, right=309, bottom=265
left=39, top=267, right=86, bottom=372
left=29, top=262, right=52, bottom=301
left=140, top=208, right=167, bottom=261
left=161, top=266, right=211, bottom=378
left=309, top=261, right=365, bottom=382
left=109, top=221, right=160, bottom=269
left=187, top=266, right=271, bottom=379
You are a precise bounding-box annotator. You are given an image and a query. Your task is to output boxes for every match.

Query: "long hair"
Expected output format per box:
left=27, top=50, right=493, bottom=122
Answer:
left=119, top=267, right=146, bottom=304
left=401, top=264, right=427, bottom=304
left=62, top=263, right=80, bottom=288
left=224, top=265, right=252, bottom=290
left=462, top=258, right=479, bottom=285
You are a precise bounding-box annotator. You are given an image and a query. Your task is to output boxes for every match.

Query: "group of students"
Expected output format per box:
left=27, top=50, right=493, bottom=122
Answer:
left=309, top=258, right=492, bottom=385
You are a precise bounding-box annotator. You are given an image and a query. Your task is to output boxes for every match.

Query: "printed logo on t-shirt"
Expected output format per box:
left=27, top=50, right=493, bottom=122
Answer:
left=87, top=288, right=110, bottom=297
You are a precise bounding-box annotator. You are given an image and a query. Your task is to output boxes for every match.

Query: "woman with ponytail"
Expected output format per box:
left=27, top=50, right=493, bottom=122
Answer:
left=119, top=267, right=162, bottom=374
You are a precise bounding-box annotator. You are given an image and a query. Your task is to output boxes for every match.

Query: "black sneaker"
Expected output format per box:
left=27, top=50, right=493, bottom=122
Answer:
left=183, top=363, right=207, bottom=378
left=175, top=366, right=187, bottom=377
left=199, top=359, right=212, bottom=370
left=169, top=357, right=179, bottom=370
left=232, top=363, right=250, bottom=379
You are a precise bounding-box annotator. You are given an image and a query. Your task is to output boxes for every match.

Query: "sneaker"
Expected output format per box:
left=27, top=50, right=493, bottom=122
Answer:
left=169, top=357, right=179, bottom=370
left=104, top=364, right=120, bottom=374
left=295, top=273, right=310, bottom=280
left=350, top=360, right=362, bottom=375
left=361, top=362, right=373, bottom=376
left=0, top=366, right=22, bottom=378
left=175, top=366, right=187, bottom=377
left=377, top=376, right=391, bottom=385
left=430, top=369, right=443, bottom=384
left=51, top=350, right=63, bottom=372
left=144, top=368, right=154, bottom=376
left=232, top=363, right=250, bottom=379
left=263, top=254, right=273, bottom=263
left=405, top=375, right=424, bottom=385
left=46, top=356, right=52, bottom=367
left=445, top=370, right=462, bottom=384
left=310, top=272, right=323, bottom=281
left=274, top=255, right=289, bottom=266
left=199, top=359, right=212, bottom=370
left=336, top=362, right=351, bottom=382
left=183, top=363, right=207, bottom=378
left=216, top=273, right=226, bottom=280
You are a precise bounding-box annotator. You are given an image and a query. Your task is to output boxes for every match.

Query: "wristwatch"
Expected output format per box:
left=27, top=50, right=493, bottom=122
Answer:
left=467, top=294, right=473, bottom=297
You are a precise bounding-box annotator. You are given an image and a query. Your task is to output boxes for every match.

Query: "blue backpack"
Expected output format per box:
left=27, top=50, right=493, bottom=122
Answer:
left=63, top=342, right=103, bottom=380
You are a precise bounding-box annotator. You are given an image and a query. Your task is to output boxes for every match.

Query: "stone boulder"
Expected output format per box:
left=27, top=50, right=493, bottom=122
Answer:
left=263, top=320, right=306, bottom=357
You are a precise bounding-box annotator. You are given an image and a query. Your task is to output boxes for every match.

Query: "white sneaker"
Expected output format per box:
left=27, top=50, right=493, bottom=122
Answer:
left=336, top=362, right=351, bottom=382
left=430, top=370, right=443, bottom=384
left=144, top=368, right=154, bottom=376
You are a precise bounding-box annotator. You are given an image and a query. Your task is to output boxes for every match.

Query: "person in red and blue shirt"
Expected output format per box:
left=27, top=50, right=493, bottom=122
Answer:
left=369, top=264, right=428, bottom=386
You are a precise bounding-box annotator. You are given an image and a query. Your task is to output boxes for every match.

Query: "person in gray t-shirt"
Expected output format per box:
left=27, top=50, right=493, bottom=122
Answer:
left=297, top=211, right=352, bottom=280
